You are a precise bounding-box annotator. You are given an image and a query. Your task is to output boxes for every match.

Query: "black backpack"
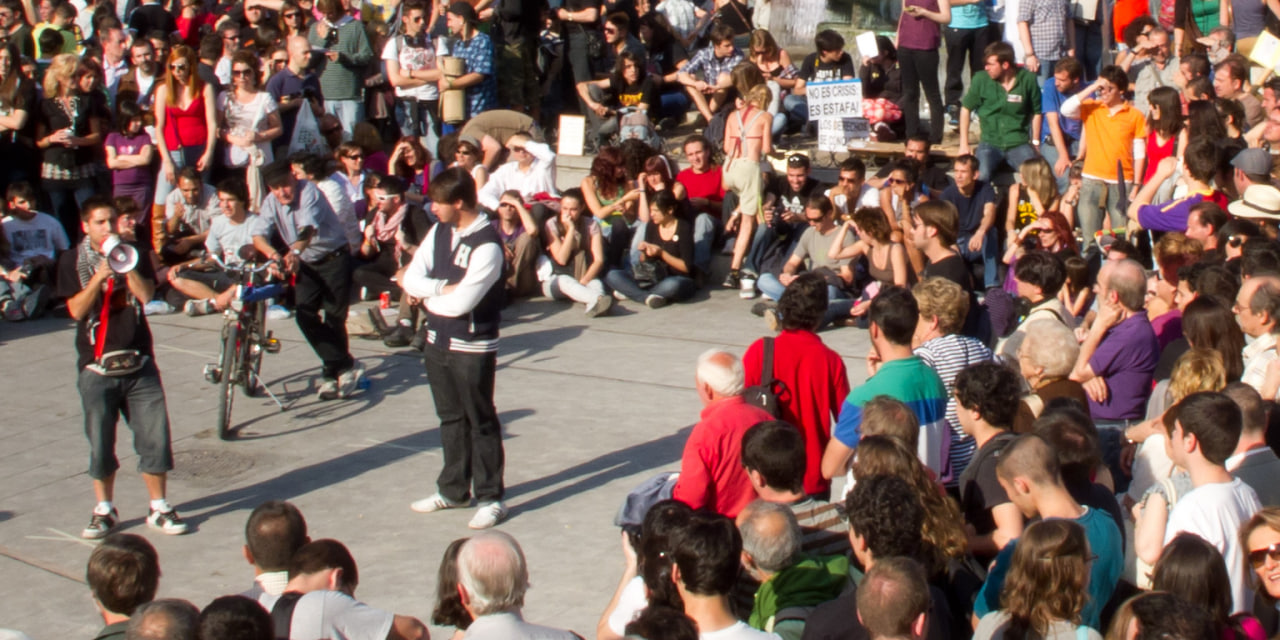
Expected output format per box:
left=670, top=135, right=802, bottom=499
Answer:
left=744, top=337, right=785, bottom=416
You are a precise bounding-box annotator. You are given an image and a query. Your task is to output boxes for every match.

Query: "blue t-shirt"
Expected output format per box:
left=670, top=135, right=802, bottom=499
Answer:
left=973, top=507, right=1124, bottom=630
left=1041, top=76, right=1083, bottom=143
left=949, top=2, right=989, bottom=28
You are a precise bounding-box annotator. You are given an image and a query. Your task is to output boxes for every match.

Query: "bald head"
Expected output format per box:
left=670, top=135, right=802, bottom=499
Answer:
left=1238, top=275, right=1280, bottom=337
left=695, top=349, right=745, bottom=398
left=995, top=434, right=1063, bottom=488
left=126, top=600, right=199, bottom=640
left=286, top=36, right=311, bottom=71
left=458, top=531, right=529, bottom=617
left=737, top=500, right=801, bottom=575
left=1104, top=258, right=1148, bottom=311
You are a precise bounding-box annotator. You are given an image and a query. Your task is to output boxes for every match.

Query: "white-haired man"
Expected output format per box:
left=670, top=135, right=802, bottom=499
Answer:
left=672, top=350, right=773, bottom=519
left=458, top=531, right=579, bottom=639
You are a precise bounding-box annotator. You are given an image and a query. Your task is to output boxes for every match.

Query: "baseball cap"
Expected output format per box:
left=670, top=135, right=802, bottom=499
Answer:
left=1231, top=148, right=1272, bottom=177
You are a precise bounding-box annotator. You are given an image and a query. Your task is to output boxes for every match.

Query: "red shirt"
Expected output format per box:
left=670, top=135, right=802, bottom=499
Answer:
left=743, top=330, right=851, bottom=496
left=672, top=396, right=773, bottom=518
left=677, top=166, right=725, bottom=218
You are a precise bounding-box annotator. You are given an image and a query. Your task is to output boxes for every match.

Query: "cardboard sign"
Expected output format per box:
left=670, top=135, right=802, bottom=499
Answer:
left=806, top=79, right=863, bottom=120
left=818, top=117, right=871, bottom=152
left=557, top=115, right=586, bottom=157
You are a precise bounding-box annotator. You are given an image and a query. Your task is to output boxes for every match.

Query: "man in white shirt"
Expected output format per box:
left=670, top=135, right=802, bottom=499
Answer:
left=1162, top=392, right=1262, bottom=614
left=277, top=539, right=426, bottom=640
left=824, top=157, right=880, bottom=217
left=382, top=0, right=441, bottom=152
left=290, top=153, right=360, bottom=252
left=477, top=131, right=558, bottom=212
left=100, top=25, right=130, bottom=106
left=454, top=531, right=581, bottom=640
left=1, top=180, right=68, bottom=320
left=1234, top=275, right=1280, bottom=398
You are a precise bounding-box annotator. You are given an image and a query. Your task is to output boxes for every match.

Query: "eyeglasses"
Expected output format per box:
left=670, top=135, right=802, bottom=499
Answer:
left=508, top=146, right=526, bottom=154
left=603, top=27, right=617, bottom=35
left=1249, top=543, right=1280, bottom=568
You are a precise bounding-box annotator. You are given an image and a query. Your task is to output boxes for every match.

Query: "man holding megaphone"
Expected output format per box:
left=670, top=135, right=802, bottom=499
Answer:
left=55, top=196, right=187, bottom=540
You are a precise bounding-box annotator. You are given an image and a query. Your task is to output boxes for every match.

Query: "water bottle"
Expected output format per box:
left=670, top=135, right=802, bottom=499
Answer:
left=357, top=376, right=371, bottom=391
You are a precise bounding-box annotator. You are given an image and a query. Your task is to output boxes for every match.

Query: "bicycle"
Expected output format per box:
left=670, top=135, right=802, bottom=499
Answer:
left=200, top=250, right=287, bottom=440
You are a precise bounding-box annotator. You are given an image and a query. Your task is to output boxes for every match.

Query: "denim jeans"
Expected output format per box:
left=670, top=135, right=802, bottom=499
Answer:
left=48, top=181, right=97, bottom=242
left=1094, top=419, right=1135, bottom=494
left=1078, top=178, right=1125, bottom=250
left=325, top=99, right=364, bottom=141
left=78, top=360, right=174, bottom=480
left=423, top=343, right=504, bottom=503
left=543, top=274, right=606, bottom=305
left=605, top=269, right=697, bottom=303
left=1075, top=21, right=1104, bottom=82
left=975, top=142, right=1040, bottom=183
left=394, top=97, right=440, bottom=155
left=957, top=227, right=999, bottom=288
left=693, top=213, right=721, bottom=275
left=782, top=93, right=808, bottom=130
left=1039, top=138, right=1079, bottom=194
left=757, top=273, right=853, bottom=327
left=658, top=88, right=691, bottom=121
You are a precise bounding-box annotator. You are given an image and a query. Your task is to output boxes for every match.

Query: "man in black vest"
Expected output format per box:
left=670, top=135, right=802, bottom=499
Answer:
left=402, top=167, right=508, bottom=529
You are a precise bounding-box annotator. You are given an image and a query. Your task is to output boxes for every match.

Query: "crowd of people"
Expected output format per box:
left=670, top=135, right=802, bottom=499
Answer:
left=7, top=0, right=1280, bottom=637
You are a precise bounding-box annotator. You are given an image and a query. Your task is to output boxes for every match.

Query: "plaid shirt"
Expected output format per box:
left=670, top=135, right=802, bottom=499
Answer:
left=1018, top=0, right=1071, bottom=61
left=451, top=31, right=497, bottom=118
left=684, top=46, right=744, bottom=83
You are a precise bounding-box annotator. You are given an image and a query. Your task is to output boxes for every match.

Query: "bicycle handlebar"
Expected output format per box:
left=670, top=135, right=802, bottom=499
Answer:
left=207, top=255, right=279, bottom=276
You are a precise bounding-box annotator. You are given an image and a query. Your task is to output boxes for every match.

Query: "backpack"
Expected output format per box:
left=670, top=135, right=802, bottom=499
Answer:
left=744, top=337, right=785, bottom=416
left=618, top=109, right=662, bottom=150
left=269, top=592, right=305, bottom=640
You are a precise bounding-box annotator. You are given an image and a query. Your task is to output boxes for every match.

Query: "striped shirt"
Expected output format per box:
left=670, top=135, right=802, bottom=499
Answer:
left=308, top=17, right=374, bottom=101
left=792, top=497, right=851, bottom=557
left=915, top=334, right=993, bottom=485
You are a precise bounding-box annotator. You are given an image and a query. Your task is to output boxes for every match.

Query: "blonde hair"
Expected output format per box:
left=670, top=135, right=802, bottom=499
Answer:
left=1168, top=348, right=1227, bottom=402
left=913, top=277, right=969, bottom=336
left=746, top=84, right=771, bottom=111
left=1019, top=157, right=1060, bottom=209
left=41, top=53, right=78, bottom=98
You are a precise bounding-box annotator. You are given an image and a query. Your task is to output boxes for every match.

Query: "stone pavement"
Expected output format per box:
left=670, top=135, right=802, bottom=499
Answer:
left=0, top=285, right=871, bottom=639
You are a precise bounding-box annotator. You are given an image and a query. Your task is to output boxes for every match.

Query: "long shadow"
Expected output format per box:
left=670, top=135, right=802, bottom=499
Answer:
left=503, top=425, right=691, bottom=519
left=175, top=426, right=441, bottom=526
left=0, top=314, right=76, bottom=346
left=498, top=325, right=588, bottom=369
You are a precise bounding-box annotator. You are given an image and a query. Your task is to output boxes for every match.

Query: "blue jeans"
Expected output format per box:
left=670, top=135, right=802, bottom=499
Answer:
left=394, top=98, right=440, bottom=155
left=757, top=273, right=853, bottom=327
left=782, top=93, right=808, bottom=130
left=605, top=269, right=697, bottom=303
left=1078, top=178, right=1125, bottom=250
left=1094, top=419, right=1135, bottom=494
left=693, top=213, right=720, bottom=275
left=1075, top=21, right=1104, bottom=82
left=48, top=181, right=97, bottom=241
left=957, top=227, right=999, bottom=288
left=1039, top=138, right=1079, bottom=194
left=658, top=88, right=691, bottom=121
left=325, top=99, right=364, bottom=141
left=975, top=142, right=1040, bottom=183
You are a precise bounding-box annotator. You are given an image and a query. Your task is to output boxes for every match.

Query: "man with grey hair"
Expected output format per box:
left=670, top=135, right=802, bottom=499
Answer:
left=672, top=350, right=774, bottom=518
left=1235, top=275, right=1280, bottom=397
left=126, top=600, right=200, bottom=640
left=737, top=500, right=847, bottom=637
left=1070, top=258, right=1158, bottom=492
left=1223, top=382, right=1280, bottom=506
left=457, top=531, right=578, bottom=639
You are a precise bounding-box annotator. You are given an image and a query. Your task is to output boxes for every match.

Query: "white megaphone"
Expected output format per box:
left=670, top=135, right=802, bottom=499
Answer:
left=100, top=234, right=139, bottom=273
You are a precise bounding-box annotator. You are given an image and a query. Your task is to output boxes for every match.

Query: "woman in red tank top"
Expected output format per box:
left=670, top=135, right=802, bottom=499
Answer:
left=152, top=44, right=216, bottom=227
left=1143, top=87, right=1186, bottom=186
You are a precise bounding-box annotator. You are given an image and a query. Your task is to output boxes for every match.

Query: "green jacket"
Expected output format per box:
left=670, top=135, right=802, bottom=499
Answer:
left=749, top=554, right=850, bottom=635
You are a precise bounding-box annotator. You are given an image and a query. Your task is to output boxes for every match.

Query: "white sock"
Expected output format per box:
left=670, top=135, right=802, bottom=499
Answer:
left=150, top=499, right=171, bottom=513
left=95, top=501, right=113, bottom=516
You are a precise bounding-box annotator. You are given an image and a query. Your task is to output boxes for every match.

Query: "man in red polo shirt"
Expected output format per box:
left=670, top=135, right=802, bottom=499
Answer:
left=672, top=350, right=774, bottom=518
left=743, top=273, right=851, bottom=500
left=677, top=135, right=725, bottom=218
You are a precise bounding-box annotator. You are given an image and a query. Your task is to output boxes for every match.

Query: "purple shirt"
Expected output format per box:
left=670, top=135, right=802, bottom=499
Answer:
left=898, top=0, right=942, bottom=50
left=106, top=132, right=153, bottom=187
left=1088, top=313, right=1159, bottom=421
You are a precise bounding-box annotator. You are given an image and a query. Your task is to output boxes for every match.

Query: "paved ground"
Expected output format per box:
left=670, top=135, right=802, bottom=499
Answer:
left=0, top=280, right=872, bottom=639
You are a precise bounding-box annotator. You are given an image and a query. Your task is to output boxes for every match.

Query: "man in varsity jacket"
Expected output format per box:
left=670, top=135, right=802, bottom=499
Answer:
left=402, top=167, right=509, bottom=530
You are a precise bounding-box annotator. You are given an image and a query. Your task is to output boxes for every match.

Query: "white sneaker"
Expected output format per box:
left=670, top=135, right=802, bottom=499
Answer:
left=468, top=501, right=508, bottom=529
left=337, top=365, right=364, bottom=398
left=317, top=379, right=340, bottom=401
left=146, top=508, right=189, bottom=535
left=585, top=294, right=613, bottom=318
left=739, top=278, right=757, bottom=299
left=410, top=493, right=465, bottom=513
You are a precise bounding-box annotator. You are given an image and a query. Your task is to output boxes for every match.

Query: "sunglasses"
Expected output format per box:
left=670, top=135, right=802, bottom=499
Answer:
left=375, top=193, right=397, bottom=201
left=456, top=147, right=476, bottom=155
left=272, top=58, right=288, bottom=65
left=231, top=68, right=253, bottom=76
left=1229, top=235, right=1246, bottom=248
left=224, top=34, right=240, bottom=40
left=283, top=11, right=301, bottom=18
left=508, top=146, right=526, bottom=153
left=1249, top=543, right=1280, bottom=568
left=806, top=216, right=825, bottom=224
left=887, top=177, right=906, bottom=185
left=170, top=63, right=189, bottom=71
left=344, top=153, right=364, bottom=159
left=603, top=27, right=617, bottom=35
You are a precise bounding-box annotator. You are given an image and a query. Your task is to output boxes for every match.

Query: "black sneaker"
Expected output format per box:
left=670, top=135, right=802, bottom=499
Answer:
left=410, top=324, right=428, bottom=352
left=383, top=324, right=412, bottom=347
left=751, top=301, right=776, bottom=317
left=146, top=508, right=189, bottom=535
left=367, top=308, right=391, bottom=337
left=81, top=508, right=118, bottom=539
left=722, top=271, right=740, bottom=289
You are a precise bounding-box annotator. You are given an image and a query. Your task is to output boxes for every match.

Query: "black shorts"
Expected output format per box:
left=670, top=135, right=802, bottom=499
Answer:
left=174, top=267, right=236, bottom=293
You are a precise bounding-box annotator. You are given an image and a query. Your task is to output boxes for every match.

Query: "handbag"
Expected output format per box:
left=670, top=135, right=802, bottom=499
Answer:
left=288, top=102, right=328, bottom=155
left=85, top=278, right=148, bottom=377
left=223, top=93, right=267, bottom=169
left=632, top=257, right=668, bottom=289
left=743, top=337, right=784, bottom=416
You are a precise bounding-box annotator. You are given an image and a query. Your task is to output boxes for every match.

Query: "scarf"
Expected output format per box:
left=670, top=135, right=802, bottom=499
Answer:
left=76, top=235, right=105, bottom=288
left=370, top=204, right=408, bottom=262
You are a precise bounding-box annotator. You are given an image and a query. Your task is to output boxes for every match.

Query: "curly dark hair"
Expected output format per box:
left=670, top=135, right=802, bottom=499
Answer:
left=777, top=272, right=828, bottom=331
left=844, top=473, right=924, bottom=561
left=954, top=362, right=1022, bottom=428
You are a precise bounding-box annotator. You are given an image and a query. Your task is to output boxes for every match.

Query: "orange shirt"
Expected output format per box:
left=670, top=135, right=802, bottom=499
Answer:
left=1079, top=99, right=1148, bottom=183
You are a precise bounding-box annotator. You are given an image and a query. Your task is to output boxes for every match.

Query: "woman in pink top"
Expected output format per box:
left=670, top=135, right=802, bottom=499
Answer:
left=153, top=44, right=216, bottom=225
left=897, top=0, right=951, bottom=144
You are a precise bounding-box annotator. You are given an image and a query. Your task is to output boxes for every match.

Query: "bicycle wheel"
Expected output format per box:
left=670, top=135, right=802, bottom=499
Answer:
left=216, top=322, right=240, bottom=440
left=242, top=304, right=266, bottom=398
